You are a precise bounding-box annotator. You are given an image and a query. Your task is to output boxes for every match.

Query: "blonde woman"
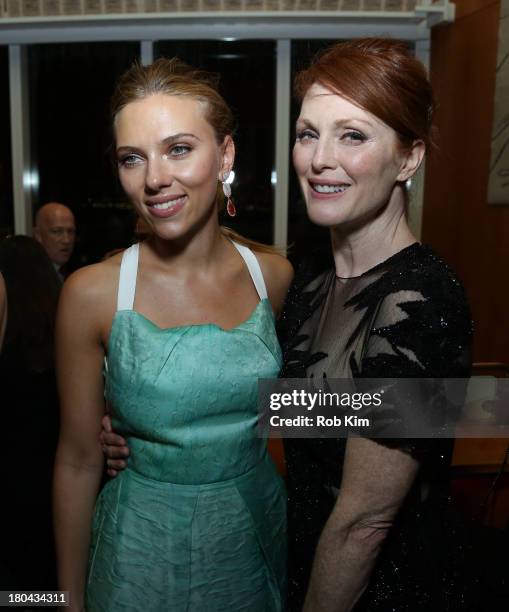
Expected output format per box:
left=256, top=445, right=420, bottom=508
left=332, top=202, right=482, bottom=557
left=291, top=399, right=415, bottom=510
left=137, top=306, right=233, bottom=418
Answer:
left=53, top=59, right=292, bottom=612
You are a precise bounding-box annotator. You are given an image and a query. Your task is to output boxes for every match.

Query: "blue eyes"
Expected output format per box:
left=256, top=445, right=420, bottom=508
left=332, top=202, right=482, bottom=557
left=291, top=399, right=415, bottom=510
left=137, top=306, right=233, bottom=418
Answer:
left=295, top=130, right=366, bottom=145
left=170, top=145, right=191, bottom=157
left=295, top=130, right=314, bottom=142
left=118, top=145, right=192, bottom=168
left=295, top=129, right=322, bottom=143
left=343, top=131, right=365, bottom=143
left=118, top=154, right=141, bottom=168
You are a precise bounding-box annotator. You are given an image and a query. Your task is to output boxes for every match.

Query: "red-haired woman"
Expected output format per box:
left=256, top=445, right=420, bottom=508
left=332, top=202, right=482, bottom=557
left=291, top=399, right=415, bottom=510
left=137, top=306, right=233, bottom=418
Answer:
left=280, top=38, right=472, bottom=611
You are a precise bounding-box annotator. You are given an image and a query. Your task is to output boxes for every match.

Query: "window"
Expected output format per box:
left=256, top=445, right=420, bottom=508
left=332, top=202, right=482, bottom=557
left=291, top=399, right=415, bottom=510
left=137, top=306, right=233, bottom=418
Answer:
left=0, top=46, right=13, bottom=237
left=28, top=42, right=139, bottom=264
left=287, top=41, right=337, bottom=266
left=155, top=40, right=276, bottom=245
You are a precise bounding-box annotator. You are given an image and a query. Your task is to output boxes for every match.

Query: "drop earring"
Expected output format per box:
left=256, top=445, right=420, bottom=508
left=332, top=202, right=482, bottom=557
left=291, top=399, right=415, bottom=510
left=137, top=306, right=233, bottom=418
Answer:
left=222, top=173, right=236, bottom=217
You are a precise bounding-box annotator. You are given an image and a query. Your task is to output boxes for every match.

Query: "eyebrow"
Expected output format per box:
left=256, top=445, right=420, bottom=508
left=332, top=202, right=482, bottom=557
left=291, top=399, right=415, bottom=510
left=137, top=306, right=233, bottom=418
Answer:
left=162, top=133, right=201, bottom=145
left=116, top=132, right=200, bottom=155
left=296, top=117, right=375, bottom=129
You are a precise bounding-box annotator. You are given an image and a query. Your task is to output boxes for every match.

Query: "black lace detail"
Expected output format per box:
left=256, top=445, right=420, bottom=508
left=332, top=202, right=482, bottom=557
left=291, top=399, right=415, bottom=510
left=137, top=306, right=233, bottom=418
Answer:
left=278, top=253, right=331, bottom=378
left=278, top=243, right=472, bottom=381
left=279, top=244, right=476, bottom=612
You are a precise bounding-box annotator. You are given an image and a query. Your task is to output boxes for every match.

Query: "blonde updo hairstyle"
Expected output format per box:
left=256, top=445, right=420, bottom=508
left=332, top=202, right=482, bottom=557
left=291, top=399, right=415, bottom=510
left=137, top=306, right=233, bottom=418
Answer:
left=111, top=58, right=276, bottom=253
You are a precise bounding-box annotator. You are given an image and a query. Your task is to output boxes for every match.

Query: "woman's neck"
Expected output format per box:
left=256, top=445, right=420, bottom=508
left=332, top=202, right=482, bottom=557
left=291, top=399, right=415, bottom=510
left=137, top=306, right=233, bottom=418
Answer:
left=330, top=192, right=417, bottom=278
left=145, top=218, right=229, bottom=276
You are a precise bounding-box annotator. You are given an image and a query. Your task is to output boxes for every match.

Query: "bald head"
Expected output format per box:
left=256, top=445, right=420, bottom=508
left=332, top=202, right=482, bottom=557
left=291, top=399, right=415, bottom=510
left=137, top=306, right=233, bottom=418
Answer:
left=34, top=202, right=76, bottom=267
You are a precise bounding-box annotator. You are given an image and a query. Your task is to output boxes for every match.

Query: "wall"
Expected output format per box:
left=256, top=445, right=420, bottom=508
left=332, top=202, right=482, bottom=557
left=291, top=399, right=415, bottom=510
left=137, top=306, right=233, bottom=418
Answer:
left=425, top=2, right=509, bottom=525
left=423, top=0, right=509, bottom=365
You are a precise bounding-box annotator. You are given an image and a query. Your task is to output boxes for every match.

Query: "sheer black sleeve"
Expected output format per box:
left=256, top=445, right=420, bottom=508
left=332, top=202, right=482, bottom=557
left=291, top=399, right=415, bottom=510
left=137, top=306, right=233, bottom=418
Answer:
left=351, top=250, right=473, bottom=458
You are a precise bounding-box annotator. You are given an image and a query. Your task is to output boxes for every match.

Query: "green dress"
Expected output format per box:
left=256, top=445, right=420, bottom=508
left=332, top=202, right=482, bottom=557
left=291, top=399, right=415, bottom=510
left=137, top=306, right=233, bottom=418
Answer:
left=86, top=242, right=286, bottom=612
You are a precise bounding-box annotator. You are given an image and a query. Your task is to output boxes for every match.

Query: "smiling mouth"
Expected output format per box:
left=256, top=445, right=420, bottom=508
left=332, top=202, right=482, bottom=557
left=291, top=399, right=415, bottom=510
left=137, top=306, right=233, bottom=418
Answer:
left=147, top=195, right=186, bottom=210
left=311, top=183, right=350, bottom=194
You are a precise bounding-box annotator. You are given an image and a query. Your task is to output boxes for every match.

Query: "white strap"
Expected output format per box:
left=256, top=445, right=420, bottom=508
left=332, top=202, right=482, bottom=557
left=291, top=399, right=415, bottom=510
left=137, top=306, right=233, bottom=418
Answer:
left=117, top=243, right=139, bottom=311
left=232, top=241, right=268, bottom=301
left=117, top=241, right=266, bottom=310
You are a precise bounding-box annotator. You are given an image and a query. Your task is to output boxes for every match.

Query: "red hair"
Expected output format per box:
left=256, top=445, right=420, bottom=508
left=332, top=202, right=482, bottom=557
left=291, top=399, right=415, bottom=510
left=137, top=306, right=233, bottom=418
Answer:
left=294, top=38, right=436, bottom=150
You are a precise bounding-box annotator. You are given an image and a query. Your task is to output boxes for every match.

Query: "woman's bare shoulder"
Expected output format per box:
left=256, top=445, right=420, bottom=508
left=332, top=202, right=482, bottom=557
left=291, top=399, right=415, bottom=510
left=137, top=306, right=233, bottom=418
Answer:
left=256, top=250, right=293, bottom=279
left=255, top=251, right=294, bottom=315
left=62, top=253, right=124, bottom=312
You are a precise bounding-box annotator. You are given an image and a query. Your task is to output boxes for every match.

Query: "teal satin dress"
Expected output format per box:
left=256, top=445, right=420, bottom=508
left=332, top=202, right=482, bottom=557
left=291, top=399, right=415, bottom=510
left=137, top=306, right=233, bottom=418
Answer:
left=85, top=243, right=286, bottom=612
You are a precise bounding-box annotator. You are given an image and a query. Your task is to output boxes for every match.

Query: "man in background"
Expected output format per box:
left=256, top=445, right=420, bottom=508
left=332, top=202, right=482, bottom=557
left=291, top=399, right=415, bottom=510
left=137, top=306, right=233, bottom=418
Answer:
left=33, top=202, right=76, bottom=282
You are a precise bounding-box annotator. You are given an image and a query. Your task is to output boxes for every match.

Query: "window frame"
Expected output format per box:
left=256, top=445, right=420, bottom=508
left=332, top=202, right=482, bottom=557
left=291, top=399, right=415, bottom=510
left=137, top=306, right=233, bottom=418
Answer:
left=1, top=8, right=451, bottom=244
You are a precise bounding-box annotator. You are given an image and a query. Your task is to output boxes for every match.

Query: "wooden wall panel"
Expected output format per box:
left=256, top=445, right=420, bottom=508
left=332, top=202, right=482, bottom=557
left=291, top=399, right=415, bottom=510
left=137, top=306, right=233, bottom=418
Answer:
left=423, top=0, right=509, bottom=365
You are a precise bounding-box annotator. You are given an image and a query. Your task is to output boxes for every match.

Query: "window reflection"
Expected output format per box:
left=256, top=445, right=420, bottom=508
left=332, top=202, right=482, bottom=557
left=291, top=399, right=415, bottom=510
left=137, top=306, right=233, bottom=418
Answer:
left=28, top=42, right=139, bottom=265
left=0, top=46, right=13, bottom=238
left=155, top=41, right=276, bottom=245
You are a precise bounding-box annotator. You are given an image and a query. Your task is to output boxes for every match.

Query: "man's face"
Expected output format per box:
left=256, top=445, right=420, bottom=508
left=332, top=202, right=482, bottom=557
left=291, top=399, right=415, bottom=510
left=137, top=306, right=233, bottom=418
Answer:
left=35, top=207, right=76, bottom=266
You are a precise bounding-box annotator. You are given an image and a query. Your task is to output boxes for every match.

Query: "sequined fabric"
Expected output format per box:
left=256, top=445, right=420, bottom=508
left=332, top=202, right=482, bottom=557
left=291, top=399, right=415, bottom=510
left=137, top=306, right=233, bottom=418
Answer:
left=278, top=243, right=479, bottom=611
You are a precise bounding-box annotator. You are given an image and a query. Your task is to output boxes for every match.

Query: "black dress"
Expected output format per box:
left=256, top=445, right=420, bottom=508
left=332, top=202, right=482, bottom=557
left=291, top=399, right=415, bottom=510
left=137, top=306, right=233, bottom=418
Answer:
left=278, top=243, right=478, bottom=611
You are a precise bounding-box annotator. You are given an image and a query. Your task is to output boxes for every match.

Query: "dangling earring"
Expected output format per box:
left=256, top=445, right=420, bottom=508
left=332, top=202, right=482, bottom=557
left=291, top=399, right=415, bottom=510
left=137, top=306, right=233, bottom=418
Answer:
left=222, top=173, right=236, bottom=218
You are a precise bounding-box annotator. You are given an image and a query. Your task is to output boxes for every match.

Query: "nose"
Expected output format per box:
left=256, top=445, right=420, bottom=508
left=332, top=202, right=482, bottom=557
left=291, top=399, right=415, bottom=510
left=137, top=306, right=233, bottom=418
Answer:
left=145, top=156, right=172, bottom=192
left=311, top=137, right=338, bottom=173
left=62, top=231, right=75, bottom=245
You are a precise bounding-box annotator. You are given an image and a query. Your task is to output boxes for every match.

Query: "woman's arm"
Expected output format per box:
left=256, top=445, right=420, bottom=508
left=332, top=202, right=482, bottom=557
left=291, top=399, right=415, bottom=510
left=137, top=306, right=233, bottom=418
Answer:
left=53, top=268, right=108, bottom=611
left=100, top=414, right=129, bottom=477
left=303, top=256, right=471, bottom=612
left=303, top=437, right=419, bottom=612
